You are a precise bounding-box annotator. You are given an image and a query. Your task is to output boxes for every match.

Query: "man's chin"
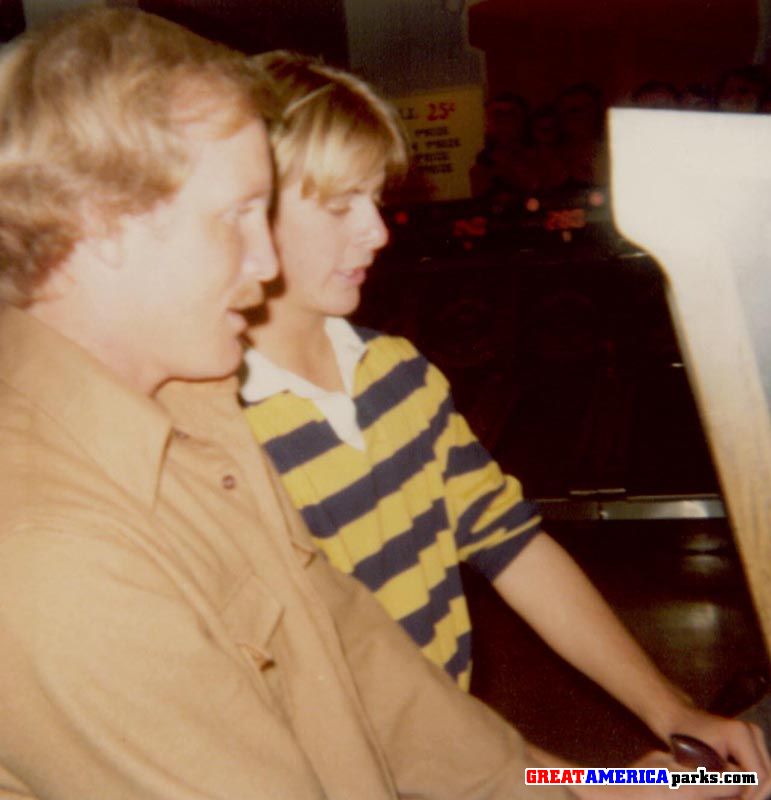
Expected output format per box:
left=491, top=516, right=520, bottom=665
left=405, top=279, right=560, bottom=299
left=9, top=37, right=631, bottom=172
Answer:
left=185, top=346, right=243, bottom=384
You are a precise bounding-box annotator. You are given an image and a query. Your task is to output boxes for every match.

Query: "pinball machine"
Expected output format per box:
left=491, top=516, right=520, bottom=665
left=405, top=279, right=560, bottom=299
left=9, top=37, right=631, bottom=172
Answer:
left=610, top=107, right=771, bottom=657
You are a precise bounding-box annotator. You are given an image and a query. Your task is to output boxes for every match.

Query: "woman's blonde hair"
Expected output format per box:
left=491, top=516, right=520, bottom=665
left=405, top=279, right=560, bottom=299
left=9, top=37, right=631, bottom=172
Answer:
left=0, top=7, right=267, bottom=306
left=249, top=51, right=408, bottom=201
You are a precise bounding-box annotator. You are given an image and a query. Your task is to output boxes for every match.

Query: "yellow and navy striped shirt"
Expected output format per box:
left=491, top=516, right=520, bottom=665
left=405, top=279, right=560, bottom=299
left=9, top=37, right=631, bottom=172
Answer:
left=242, top=326, right=541, bottom=688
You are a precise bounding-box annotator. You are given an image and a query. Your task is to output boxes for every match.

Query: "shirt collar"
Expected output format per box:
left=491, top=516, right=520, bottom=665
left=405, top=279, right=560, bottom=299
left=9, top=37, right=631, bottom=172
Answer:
left=0, top=305, right=173, bottom=510
left=240, top=317, right=367, bottom=404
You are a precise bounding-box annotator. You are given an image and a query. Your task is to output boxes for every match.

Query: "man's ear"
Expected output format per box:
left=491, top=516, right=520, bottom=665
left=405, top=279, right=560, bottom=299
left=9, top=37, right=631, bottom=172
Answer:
left=77, top=202, right=127, bottom=272
left=27, top=215, right=128, bottom=307
left=34, top=257, right=77, bottom=300
left=81, top=232, right=123, bottom=270
left=27, top=237, right=95, bottom=304
left=43, top=229, right=123, bottom=299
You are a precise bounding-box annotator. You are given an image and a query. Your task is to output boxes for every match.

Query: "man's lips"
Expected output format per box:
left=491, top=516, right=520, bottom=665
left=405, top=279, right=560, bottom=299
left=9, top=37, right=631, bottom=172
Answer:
left=226, top=309, right=249, bottom=333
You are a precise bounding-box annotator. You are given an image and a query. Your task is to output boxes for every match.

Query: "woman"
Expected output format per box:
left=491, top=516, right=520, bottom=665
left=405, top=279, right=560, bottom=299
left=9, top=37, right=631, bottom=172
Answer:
left=240, top=51, right=769, bottom=776
left=241, top=51, right=539, bottom=690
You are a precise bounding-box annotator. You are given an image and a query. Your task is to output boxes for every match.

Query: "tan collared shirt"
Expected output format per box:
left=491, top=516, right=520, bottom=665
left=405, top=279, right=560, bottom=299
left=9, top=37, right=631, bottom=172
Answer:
left=0, top=306, right=563, bottom=800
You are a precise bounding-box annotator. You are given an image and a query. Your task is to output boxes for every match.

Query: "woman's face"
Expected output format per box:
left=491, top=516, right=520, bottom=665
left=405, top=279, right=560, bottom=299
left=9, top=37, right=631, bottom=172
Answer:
left=271, top=170, right=389, bottom=319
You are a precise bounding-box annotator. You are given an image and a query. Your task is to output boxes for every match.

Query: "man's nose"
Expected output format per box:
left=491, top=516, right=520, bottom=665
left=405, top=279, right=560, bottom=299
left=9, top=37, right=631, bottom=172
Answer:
left=245, top=216, right=279, bottom=282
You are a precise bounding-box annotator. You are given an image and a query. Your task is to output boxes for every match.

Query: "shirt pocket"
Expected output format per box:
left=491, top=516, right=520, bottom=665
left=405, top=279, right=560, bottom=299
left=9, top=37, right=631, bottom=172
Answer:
left=221, top=572, right=289, bottom=715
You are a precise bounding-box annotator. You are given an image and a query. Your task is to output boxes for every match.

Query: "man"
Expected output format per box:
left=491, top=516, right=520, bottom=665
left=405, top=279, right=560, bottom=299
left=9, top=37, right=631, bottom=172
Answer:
left=0, top=9, right=765, bottom=800
left=0, top=8, right=562, bottom=799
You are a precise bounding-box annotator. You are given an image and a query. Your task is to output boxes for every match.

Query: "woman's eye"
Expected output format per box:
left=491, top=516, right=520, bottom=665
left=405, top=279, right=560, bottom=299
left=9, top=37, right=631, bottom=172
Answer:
left=325, top=201, right=352, bottom=216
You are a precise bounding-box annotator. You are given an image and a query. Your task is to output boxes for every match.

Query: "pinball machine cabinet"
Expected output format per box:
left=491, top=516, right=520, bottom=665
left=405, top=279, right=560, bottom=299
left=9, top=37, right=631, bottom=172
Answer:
left=610, top=108, right=771, bottom=655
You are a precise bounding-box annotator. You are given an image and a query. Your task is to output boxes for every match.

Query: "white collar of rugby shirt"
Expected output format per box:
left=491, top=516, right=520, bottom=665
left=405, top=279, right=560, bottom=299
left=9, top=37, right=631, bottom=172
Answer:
left=241, top=316, right=368, bottom=451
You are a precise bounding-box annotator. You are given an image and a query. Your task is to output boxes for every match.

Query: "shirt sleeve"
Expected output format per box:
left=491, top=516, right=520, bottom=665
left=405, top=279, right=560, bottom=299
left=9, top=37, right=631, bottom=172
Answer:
left=419, top=349, right=542, bottom=580
left=269, top=473, right=571, bottom=800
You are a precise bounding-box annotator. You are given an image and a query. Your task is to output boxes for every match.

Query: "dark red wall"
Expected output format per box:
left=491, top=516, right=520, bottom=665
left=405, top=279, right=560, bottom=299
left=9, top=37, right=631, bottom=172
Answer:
left=139, top=0, right=348, bottom=63
left=469, top=0, right=760, bottom=104
left=0, top=0, right=24, bottom=41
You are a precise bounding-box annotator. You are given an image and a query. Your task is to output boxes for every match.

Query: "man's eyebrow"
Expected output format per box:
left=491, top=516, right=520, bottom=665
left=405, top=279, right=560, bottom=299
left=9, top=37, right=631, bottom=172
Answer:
left=240, top=186, right=272, bottom=204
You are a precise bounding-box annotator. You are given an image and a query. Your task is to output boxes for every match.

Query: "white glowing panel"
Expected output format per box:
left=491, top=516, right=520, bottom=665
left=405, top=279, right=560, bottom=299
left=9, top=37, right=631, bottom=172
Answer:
left=610, top=108, right=771, bottom=654
left=611, top=109, right=770, bottom=406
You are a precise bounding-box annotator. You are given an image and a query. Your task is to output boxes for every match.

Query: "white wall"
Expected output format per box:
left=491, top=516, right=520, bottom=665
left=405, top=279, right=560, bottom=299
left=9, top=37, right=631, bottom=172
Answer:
left=22, top=0, right=91, bottom=29
left=343, top=0, right=483, bottom=97
left=21, top=0, right=137, bottom=29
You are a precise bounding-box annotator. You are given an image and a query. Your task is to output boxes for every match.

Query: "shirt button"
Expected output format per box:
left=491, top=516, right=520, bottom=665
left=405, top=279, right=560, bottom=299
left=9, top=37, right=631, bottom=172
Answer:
left=221, top=474, right=237, bottom=490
